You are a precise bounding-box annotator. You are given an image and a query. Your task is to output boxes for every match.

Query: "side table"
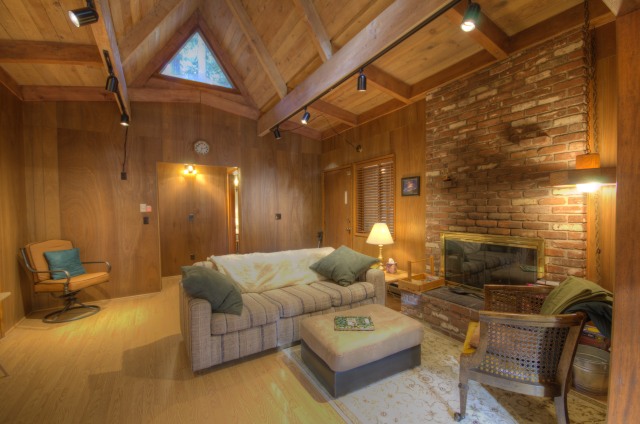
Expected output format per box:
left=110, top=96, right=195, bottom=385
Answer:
left=384, top=270, right=407, bottom=296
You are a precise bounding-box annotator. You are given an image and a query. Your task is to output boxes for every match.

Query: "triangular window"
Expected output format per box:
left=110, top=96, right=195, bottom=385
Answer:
left=160, top=32, right=233, bottom=89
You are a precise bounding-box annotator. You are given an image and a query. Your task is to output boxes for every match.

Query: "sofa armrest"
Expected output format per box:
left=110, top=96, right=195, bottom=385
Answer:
left=179, top=281, right=214, bottom=372
left=363, top=268, right=385, bottom=306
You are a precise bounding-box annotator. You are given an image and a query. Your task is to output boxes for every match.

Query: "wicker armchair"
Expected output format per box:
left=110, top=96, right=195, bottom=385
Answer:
left=454, top=285, right=586, bottom=424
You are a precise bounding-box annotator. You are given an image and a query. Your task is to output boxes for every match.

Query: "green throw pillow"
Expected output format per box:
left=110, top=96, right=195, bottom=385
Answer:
left=43, top=248, right=86, bottom=280
left=309, top=245, right=378, bottom=286
left=181, top=266, right=243, bottom=315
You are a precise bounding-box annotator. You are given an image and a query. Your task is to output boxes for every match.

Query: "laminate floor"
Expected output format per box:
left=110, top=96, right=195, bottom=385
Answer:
left=0, top=277, right=345, bottom=424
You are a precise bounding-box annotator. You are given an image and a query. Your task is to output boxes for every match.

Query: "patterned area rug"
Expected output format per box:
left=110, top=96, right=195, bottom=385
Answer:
left=283, top=324, right=607, bottom=424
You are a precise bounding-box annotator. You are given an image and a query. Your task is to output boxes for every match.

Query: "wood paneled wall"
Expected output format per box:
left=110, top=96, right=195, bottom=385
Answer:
left=321, top=102, right=426, bottom=270
left=15, top=101, right=322, bottom=315
left=0, top=84, right=28, bottom=334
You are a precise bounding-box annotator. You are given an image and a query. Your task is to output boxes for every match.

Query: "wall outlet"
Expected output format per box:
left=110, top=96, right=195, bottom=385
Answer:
left=143, top=216, right=149, bottom=225
left=275, top=213, right=281, bottom=220
left=190, top=253, right=196, bottom=260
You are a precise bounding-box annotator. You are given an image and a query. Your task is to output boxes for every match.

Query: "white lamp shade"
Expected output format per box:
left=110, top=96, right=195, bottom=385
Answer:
left=366, top=223, right=394, bottom=245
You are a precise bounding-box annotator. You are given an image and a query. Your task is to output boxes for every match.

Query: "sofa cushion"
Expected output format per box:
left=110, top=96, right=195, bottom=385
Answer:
left=310, top=281, right=375, bottom=307
left=210, top=293, right=280, bottom=335
left=261, top=285, right=333, bottom=318
left=309, top=245, right=377, bottom=286
left=181, top=266, right=243, bottom=315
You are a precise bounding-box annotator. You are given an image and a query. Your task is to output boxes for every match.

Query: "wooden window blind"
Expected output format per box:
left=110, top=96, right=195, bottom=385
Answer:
left=355, top=157, right=395, bottom=236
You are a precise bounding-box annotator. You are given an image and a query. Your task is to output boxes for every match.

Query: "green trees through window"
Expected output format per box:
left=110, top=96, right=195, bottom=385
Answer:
left=161, top=32, right=233, bottom=89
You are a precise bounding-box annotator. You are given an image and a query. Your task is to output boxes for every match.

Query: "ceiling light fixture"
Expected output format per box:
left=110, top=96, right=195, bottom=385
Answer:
left=105, top=74, right=118, bottom=93
left=68, top=0, right=99, bottom=27
left=273, top=125, right=282, bottom=140
left=301, top=107, right=310, bottom=125
left=357, top=68, right=367, bottom=91
left=460, top=0, right=480, bottom=32
left=120, top=113, right=130, bottom=127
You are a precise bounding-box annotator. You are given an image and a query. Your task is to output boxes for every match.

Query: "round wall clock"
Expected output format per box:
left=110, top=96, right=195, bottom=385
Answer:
left=194, top=140, right=210, bottom=155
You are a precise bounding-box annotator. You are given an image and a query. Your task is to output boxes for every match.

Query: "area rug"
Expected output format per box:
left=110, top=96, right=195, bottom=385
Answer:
left=283, top=324, right=607, bottom=424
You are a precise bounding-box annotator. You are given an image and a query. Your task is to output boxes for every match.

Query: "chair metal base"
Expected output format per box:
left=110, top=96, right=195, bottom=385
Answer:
left=43, top=291, right=101, bottom=323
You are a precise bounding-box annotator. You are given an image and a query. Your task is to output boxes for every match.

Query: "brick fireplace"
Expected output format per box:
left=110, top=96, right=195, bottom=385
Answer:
left=424, top=27, right=589, bottom=283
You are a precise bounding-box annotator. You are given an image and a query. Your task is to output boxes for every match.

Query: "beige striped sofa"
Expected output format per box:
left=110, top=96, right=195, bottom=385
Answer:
left=179, top=249, right=386, bottom=372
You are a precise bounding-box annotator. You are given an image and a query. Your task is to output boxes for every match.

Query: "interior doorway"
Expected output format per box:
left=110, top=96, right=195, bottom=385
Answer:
left=157, top=162, right=240, bottom=276
left=323, top=166, right=352, bottom=249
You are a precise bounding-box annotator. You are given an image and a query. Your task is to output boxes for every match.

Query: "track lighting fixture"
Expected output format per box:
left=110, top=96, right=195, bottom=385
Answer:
left=69, top=0, right=99, bottom=27
left=460, top=0, right=480, bottom=32
left=105, top=74, right=118, bottom=93
left=120, top=113, right=130, bottom=127
left=273, top=125, right=282, bottom=140
left=301, top=107, right=310, bottom=125
left=357, top=68, right=367, bottom=91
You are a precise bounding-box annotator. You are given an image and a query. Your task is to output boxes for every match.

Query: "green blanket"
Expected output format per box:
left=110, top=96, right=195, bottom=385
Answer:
left=540, top=276, right=613, bottom=315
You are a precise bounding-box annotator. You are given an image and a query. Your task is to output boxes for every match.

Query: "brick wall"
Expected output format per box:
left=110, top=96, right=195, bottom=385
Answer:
left=425, top=28, right=588, bottom=282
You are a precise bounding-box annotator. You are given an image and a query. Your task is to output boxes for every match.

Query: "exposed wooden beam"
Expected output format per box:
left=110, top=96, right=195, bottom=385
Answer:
left=279, top=119, right=322, bottom=140
left=292, top=0, right=333, bottom=61
left=310, top=100, right=358, bottom=126
left=410, top=50, right=495, bottom=101
left=129, top=87, right=260, bottom=120
left=224, top=0, right=288, bottom=98
left=22, top=86, right=113, bottom=102
left=601, top=0, right=640, bottom=15
left=120, top=0, right=195, bottom=62
left=257, top=0, right=456, bottom=136
left=197, top=14, right=258, bottom=109
left=130, top=12, right=199, bottom=87
left=91, top=0, right=131, bottom=116
left=364, top=66, right=412, bottom=103
left=510, top=0, right=614, bottom=52
left=0, top=40, right=102, bottom=66
left=444, top=2, right=510, bottom=59
left=0, top=66, right=22, bottom=100
left=145, top=76, right=248, bottom=104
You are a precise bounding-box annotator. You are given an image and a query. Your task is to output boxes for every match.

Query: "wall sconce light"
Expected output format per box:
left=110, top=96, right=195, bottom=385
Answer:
left=549, top=167, right=616, bottom=192
left=120, top=113, right=130, bottom=127
left=461, top=0, right=480, bottom=32
left=273, top=125, right=282, bottom=140
left=69, top=0, right=99, bottom=27
left=366, top=223, right=394, bottom=270
left=357, top=68, right=367, bottom=91
left=301, top=107, right=310, bottom=125
left=183, top=164, right=197, bottom=175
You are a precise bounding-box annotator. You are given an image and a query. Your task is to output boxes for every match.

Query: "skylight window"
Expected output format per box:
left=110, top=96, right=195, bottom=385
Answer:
left=161, top=32, right=233, bottom=89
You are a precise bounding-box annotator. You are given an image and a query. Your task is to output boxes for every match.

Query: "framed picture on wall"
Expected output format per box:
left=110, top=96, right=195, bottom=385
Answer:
left=401, top=176, right=420, bottom=196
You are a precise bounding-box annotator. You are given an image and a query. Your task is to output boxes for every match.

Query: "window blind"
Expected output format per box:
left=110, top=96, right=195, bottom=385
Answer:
left=355, top=158, right=395, bottom=236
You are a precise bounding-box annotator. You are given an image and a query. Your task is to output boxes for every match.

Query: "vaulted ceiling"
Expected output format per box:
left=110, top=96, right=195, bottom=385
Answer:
left=0, top=0, right=628, bottom=140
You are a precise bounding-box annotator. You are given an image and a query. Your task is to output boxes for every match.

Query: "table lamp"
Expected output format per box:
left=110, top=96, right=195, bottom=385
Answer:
left=366, top=223, right=394, bottom=270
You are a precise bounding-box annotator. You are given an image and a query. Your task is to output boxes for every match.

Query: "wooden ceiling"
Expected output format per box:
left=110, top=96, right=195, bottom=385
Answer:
left=0, top=0, right=625, bottom=140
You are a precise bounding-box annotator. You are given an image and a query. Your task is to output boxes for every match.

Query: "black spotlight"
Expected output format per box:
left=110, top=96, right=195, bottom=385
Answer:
left=273, top=126, right=282, bottom=140
left=461, top=1, right=480, bottom=32
left=357, top=68, right=367, bottom=92
left=301, top=107, right=310, bottom=125
left=105, top=75, right=118, bottom=93
left=69, top=0, right=99, bottom=27
left=120, top=113, right=130, bottom=127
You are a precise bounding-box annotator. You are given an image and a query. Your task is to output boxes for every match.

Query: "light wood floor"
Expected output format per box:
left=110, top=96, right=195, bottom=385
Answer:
left=0, top=277, right=353, bottom=424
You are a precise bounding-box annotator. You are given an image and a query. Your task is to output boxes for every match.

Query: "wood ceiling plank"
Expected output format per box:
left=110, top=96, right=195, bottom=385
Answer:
left=91, top=0, right=131, bottom=116
left=364, top=66, right=411, bottom=103
left=320, top=122, right=352, bottom=139
left=310, top=99, right=357, bottom=126
left=279, top=119, right=322, bottom=140
left=21, top=85, right=112, bottom=101
left=0, top=65, right=22, bottom=99
left=0, top=40, right=102, bottom=66
left=410, top=50, right=495, bottom=101
left=292, top=0, right=333, bottom=61
left=257, top=0, right=456, bottom=136
left=600, top=0, right=640, bottom=16
left=510, top=0, right=615, bottom=52
left=444, top=2, right=510, bottom=59
left=130, top=11, right=198, bottom=87
left=119, top=0, right=188, bottom=62
left=355, top=98, right=406, bottom=125
left=224, top=0, right=288, bottom=98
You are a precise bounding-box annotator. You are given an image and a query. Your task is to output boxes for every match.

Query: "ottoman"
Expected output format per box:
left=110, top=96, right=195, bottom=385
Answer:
left=300, top=304, right=423, bottom=397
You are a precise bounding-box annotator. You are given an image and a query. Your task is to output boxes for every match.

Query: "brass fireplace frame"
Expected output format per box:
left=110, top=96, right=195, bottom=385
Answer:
left=439, top=231, right=545, bottom=279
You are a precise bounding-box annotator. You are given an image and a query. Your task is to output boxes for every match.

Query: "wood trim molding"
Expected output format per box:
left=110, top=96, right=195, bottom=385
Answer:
left=0, top=66, right=22, bottom=100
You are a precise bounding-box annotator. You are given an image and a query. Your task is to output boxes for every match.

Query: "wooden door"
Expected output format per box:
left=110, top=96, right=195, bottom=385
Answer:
left=323, top=167, right=352, bottom=249
left=157, top=163, right=230, bottom=276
